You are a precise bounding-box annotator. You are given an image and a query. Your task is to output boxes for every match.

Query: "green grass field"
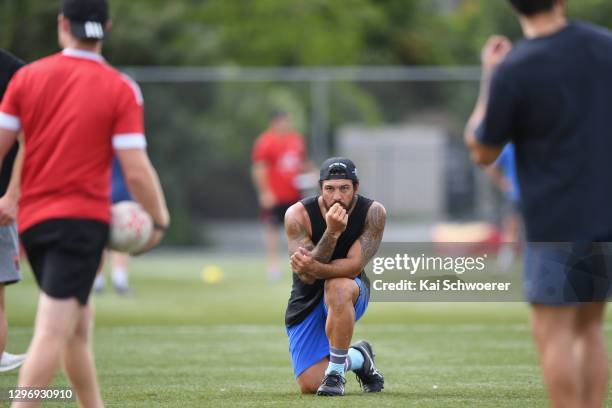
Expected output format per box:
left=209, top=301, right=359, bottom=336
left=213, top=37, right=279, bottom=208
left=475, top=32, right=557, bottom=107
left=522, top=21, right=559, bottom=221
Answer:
left=0, top=252, right=610, bottom=407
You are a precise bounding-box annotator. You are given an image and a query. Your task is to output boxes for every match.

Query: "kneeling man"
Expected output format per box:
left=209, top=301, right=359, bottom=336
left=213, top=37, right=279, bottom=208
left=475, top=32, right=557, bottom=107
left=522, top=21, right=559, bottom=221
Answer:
left=284, top=157, right=386, bottom=396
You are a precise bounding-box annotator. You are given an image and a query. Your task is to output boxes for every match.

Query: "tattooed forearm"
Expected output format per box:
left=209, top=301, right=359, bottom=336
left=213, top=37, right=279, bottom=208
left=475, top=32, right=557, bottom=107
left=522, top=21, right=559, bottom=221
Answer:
left=286, top=219, right=338, bottom=271
left=359, top=202, right=386, bottom=266
left=286, top=218, right=314, bottom=256
left=287, top=219, right=337, bottom=263
left=310, top=230, right=339, bottom=264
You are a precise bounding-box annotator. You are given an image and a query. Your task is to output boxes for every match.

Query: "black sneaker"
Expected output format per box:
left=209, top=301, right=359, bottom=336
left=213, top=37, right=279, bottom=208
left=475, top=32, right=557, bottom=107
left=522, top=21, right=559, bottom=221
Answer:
left=316, top=372, right=346, bottom=396
left=351, top=340, right=384, bottom=392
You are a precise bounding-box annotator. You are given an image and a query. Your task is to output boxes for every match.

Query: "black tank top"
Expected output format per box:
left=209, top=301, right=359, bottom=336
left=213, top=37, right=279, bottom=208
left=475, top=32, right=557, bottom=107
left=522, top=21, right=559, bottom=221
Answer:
left=285, top=194, right=373, bottom=327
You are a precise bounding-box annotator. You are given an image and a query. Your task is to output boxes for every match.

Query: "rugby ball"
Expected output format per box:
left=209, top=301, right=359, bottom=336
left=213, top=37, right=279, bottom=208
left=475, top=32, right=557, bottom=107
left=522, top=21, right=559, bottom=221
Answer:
left=108, top=201, right=153, bottom=253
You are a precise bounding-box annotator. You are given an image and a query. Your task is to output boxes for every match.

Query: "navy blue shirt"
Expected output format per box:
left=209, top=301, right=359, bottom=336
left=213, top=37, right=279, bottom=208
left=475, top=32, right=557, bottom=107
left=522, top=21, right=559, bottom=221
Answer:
left=477, top=22, right=612, bottom=241
left=0, top=49, right=23, bottom=196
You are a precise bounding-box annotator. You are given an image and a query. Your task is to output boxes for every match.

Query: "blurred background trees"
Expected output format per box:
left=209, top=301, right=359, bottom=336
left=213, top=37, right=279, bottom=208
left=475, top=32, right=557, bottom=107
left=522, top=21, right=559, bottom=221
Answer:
left=2, top=0, right=525, bottom=65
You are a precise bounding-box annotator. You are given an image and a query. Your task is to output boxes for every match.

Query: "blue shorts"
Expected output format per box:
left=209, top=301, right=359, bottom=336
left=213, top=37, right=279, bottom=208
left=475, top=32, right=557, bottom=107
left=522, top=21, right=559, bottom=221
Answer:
left=286, top=277, right=369, bottom=378
left=111, top=182, right=132, bottom=204
left=524, top=242, right=612, bottom=304
left=111, top=156, right=132, bottom=204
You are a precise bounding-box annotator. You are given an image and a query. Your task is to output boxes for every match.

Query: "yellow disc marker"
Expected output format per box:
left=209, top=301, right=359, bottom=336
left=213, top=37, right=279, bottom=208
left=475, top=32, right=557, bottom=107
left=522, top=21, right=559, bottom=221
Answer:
left=201, top=265, right=223, bottom=284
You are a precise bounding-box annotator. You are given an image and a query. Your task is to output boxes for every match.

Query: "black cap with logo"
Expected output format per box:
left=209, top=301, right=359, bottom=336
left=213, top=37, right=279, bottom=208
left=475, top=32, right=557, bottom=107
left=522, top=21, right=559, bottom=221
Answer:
left=319, top=157, right=359, bottom=183
left=61, top=0, right=108, bottom=40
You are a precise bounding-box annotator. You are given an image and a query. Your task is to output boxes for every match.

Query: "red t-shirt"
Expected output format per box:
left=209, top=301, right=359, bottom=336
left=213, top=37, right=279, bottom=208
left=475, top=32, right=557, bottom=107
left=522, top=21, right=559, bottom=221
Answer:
left=0, top=48, right=147, bottom=232
left=252, top=130, right=306, bottom=204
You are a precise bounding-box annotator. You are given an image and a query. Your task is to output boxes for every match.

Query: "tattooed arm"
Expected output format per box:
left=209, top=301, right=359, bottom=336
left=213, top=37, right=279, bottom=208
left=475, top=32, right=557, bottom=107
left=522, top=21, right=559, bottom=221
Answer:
left=284, top=204, right=316, bottom=284
left=356, top=201, right=386, bottom=267
left=291, top=202, right=386, bottom=280
left=285, top=203, right=343, bottom=284
left=285, top=203, right=344, bottom=260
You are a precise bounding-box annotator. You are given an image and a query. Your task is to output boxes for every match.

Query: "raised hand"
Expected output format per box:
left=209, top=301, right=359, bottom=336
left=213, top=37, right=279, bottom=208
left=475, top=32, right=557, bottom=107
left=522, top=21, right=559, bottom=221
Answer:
left=325, top=203, right=348, bottom=236
left=481, top=35, right=512, bottom=72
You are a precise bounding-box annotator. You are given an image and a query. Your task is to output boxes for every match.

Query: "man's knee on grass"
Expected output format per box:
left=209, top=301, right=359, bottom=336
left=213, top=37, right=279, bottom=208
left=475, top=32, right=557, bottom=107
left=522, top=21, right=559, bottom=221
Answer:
left=297, top=378, right=319, bottom=394
left=296, top=359, right=327, bottom=394
left=297, top=370, right=323, bottom=394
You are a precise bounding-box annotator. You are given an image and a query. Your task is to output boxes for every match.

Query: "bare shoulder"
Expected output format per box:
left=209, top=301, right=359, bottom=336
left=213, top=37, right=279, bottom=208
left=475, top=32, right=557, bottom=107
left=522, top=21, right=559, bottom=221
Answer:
left=284, top=202, right=307, bottom=224
left=369, top=201, right=386, bottom=215
left=358, top=200, right=386, bottom=262
left=284, top=202, right=315, bottom=251
left=366, top=201, right=387, bottom=228
left=284, top=202, right=310, bottom=235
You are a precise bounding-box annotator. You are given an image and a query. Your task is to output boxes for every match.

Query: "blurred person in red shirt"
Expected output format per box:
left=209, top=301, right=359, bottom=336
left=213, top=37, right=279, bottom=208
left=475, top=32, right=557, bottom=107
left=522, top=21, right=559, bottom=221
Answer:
left=252, top=110, right=311, bottom=281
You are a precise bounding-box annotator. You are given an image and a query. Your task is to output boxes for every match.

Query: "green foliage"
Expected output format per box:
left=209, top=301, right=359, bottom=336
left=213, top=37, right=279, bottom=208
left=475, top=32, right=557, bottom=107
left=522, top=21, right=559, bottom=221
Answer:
left=1, top=0, right=59, bottom=61
left=198, top=0, right=383, bottom=66
left=4, top=1, right=612, bottom=68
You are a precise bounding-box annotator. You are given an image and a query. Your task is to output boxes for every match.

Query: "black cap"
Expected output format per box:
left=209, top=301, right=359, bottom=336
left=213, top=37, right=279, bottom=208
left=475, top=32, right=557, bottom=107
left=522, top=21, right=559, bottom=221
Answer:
left=61, top=0, right=109, bottom=40
left=319, top=157, right=359, bottom=183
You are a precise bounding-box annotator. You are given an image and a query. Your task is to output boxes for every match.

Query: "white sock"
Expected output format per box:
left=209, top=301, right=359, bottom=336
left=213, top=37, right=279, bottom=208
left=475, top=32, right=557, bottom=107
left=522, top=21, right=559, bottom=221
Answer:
left=93, top=275, right=105, bottom=290
left=112, top=267, right=129, bottom=288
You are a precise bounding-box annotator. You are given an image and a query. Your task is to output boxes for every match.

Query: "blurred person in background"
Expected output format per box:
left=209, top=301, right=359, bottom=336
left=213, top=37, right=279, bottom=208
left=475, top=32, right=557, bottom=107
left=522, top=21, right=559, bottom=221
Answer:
left=465, top=0, right=612, bottom=406
left=486, top=143, right=521, bottom=271
left=0, top=0, right=169, bottom=406
left=94, top=156, right=134, bottom=295
left=252, top=110, right=311, bottom=281
left=0, top=49, right=26, bottom=373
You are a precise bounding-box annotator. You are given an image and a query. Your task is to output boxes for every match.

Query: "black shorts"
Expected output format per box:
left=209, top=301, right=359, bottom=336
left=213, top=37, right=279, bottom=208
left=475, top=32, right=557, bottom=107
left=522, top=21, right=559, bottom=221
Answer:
left=261, top=203, right=293, bottom=226
left=21, top=219, right=109, bottom=305
left=524, top=242, right=612, bottom=304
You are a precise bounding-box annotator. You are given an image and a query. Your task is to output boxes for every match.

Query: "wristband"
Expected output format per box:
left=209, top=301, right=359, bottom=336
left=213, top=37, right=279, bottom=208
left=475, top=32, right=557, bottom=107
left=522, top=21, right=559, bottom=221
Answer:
left=153, top=223, right=168, bottom=232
